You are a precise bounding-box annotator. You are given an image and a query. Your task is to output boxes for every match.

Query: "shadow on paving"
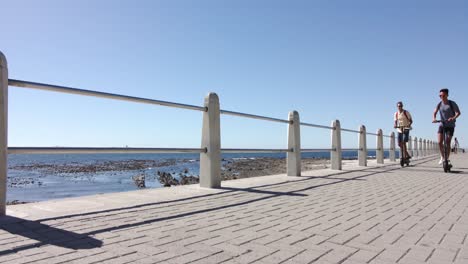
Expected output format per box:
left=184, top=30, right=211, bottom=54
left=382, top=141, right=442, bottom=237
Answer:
left=43, top=164, right=408, bottom=235
left=0, top=216, right=103, bottom=256
left=2, top=157, right=445, bottom=254
left=33, top=162, right=406, bottom=224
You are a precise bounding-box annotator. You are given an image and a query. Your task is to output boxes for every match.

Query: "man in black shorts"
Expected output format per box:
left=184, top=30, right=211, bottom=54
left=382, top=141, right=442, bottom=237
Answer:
left=432, top=88, right=461, bottom=164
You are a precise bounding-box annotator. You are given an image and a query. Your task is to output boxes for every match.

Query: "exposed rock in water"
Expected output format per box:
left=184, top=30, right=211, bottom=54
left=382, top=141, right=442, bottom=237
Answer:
left=132, top=174, right=146, bottom=188
left=157, top=171, right=179, bottom=187
left=180, top=175, right=199, bottom=185
left=9, top=159, right=181, bottom=174
left=7, top=200, right=29, bottom=205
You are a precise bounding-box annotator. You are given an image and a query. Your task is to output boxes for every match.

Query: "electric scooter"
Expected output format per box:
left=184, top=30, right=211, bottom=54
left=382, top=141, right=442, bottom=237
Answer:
left=434, top=120, right=452, bottom=173
left=396, top=126, right=411, bottom=167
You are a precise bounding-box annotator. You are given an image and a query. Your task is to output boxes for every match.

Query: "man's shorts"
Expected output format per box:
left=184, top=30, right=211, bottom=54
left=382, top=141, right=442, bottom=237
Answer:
left=398, top=130, right=410, bottom=143
left=438, top=126, right=455, bottom=136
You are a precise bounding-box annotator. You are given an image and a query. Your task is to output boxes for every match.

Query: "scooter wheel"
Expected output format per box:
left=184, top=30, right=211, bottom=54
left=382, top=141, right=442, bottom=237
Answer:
left=443, top=161, right=449, bottom=173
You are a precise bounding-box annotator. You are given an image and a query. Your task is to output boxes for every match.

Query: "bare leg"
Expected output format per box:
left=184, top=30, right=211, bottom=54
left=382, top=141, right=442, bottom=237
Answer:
left=438, top=133, right=444, bottom=158
left=446, top=135, right=452, bottom=160
left=399, top=142, right=405, bottom=159
left=403, top=142, right=410, bottom=158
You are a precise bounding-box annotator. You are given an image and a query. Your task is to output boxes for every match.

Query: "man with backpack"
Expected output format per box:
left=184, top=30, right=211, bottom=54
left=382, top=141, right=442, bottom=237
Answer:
left=432, top=88, right=461, bottom=164
left=394, top=101, right=413, bottom=162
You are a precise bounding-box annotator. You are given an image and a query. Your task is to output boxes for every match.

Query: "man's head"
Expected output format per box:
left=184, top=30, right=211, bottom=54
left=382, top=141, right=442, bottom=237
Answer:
left=439, top=88, right=449, bottom=100
left=397, top=101, right=403, bottom=110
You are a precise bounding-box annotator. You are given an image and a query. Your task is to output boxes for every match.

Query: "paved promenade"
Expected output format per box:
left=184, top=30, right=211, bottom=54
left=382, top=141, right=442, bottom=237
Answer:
left=2, top=154, right=468, bottom=264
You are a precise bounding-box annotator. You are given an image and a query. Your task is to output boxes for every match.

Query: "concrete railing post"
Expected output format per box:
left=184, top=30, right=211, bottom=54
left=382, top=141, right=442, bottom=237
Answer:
left=200, top=93, right=221, bottom=188
left=408, top=136, right=412, bottom=159
left=376, top=129, right=384, bottom=164
left=331, top=120, right=342, bottom=170
left=358, top=125, right=367, bottom=166
left=0, top=51, right=7, bottom=216
left=389, top=132, right=396, bottom=162
left=413, top=137, right=418, bottom=159
left=419, top=138, right=423, bottom=158
left=287, top=111, right=301, bottom=176
left=423, top=139, right=427, bottom=157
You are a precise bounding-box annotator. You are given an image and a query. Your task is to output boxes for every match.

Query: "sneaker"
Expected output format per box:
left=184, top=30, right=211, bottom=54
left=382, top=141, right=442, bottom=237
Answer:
left=438, top=157, right=443, bottom=164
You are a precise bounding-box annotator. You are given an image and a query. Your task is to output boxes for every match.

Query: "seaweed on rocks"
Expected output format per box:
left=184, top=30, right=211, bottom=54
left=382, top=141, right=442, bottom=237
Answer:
left=132, top=174, right=146, bottom=188
left=157, top=171, right=179, bottom=187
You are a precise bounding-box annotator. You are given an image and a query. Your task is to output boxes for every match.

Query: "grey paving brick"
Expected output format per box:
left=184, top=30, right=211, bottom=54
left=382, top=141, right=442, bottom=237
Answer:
left=4, top=155, right=468, bottom=264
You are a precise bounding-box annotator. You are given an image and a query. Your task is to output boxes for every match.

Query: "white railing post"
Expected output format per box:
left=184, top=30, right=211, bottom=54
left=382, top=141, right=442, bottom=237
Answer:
left=358, top=125, right=367, bottom=166
left=419, top=138, right=423, bottom=158
left=331, top=120, right=342, bottom=170
left=413, top=137, right=418, bottom=158
left=408, top=136, right=413, bottom=159
left=389, top=132, right=396, bottom=162
left=423, top=139, right=427, bottom=157
left=287, top=111, right=301, bottom=176
left=0, top=51, right=7, bottom=216
left=376, top=129, right=384, bottom=164
left=200, top=93, right=221, bottom=188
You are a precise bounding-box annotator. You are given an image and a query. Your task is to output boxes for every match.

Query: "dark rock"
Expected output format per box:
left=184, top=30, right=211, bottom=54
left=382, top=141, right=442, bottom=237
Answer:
left=132, top=174, right=146, bottom=188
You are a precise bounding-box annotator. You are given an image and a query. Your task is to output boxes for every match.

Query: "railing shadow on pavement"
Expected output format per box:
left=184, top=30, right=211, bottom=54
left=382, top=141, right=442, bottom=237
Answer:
left=14, top=163, right=411, bottom=239
left=1, top=158, right=439, bottom=255
left=27, top=160, right=420, bottom=226
left=32, top=161, right=406, bottom=224
left=0, top=215, right=103, bottom=256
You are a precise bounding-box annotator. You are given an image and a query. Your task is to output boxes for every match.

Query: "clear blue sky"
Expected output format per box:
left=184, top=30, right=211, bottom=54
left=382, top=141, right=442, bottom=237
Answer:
left=2, top=0, right=467, bottom=149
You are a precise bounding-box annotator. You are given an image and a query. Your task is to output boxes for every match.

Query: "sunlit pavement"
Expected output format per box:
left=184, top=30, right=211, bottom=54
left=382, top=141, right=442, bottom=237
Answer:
left=2, top=154, right=468, bottom=264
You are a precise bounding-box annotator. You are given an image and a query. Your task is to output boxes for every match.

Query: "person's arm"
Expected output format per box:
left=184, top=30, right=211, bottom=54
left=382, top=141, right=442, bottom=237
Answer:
left=448, top=102, right=461, bottom=122
left=407, top=111, right=413, bottom=127
left=394, top=112, right=398, bottom=128
left=432, top=106, right=438, bottom=123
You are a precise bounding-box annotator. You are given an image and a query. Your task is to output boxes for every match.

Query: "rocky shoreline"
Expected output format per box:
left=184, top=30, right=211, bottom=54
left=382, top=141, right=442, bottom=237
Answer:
left=7, top=157, right=331, bottom=203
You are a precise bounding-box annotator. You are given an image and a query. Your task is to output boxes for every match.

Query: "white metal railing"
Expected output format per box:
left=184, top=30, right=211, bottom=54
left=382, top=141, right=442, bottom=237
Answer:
left=0, top=51, right=438, bottom=215
left=8, top=147, right=207, bottom=154
left=8, top=79, right=207, bottom=112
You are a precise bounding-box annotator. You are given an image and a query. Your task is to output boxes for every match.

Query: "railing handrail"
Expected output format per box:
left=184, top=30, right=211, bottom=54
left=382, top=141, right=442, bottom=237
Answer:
left=300, top=122, right=334, bottom=130
left=221, top=148, right=291, bottom=153
left=8, top=147, right=206, bottom=154
left=220, top=110, right=290, bottom=124
left=8, top=79, right=387, bottom=135
left=8, top=79, right=208, bottom=112
left=341, top=128, right=361, bottom=133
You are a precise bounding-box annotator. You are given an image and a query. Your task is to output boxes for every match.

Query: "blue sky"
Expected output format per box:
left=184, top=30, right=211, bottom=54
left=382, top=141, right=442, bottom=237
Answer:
left=2, top=0, right=467, bottom=149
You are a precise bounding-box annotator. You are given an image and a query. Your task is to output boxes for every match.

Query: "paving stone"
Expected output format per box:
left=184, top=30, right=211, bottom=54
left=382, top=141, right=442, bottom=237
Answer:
left=3, top=155, right=468, bottom=264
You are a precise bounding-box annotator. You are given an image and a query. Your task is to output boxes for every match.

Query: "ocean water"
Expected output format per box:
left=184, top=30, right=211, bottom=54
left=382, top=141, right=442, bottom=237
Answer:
left=6, top=151, right=389, bottom=203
